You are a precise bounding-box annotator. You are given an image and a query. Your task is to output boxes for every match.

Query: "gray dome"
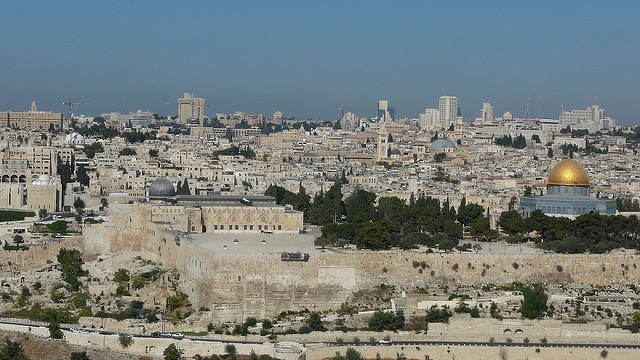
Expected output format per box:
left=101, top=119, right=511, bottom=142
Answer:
left=149, top=178, right=175, bottom=198
left=428, top=139, right=456, bottom=152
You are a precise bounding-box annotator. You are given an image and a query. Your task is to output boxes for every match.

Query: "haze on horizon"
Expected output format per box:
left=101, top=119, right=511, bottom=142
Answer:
left=1, top=1, right=639, bottom=125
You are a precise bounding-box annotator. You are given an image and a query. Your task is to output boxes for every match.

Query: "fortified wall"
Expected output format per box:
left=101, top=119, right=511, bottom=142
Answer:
left=81, top=205, right=640, bottom=322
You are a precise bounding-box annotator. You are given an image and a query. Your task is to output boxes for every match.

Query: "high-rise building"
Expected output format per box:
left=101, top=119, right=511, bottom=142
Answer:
left=177, top=92, right=206, bottom=126
left=273, top=111, right=284, bottom=125
left=475, top=102, right=494, bottom=125
left=377, top=100, right=394, bottom=123
left=419, top=109, right=439, bottom=130
left=438, top=96, right=457, bottom=128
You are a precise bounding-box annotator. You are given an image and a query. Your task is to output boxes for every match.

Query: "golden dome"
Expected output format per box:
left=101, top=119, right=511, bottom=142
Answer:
left=547, top=158, right=589, bottom=186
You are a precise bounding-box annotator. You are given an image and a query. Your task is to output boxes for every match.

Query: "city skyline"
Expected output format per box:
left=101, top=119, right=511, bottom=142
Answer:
left=1, top=1, right=639, bottom=124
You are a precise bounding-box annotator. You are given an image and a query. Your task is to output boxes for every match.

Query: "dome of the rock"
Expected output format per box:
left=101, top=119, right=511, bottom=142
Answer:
left=547, top=158, right=589, bottom=186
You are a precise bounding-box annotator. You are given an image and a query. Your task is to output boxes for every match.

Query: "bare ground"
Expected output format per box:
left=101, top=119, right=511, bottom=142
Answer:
left=0, top=330, right=156, bottom=360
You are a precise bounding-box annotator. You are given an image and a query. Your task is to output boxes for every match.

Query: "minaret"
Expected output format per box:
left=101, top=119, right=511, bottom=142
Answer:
left=31, top=101, right=37, bottom=112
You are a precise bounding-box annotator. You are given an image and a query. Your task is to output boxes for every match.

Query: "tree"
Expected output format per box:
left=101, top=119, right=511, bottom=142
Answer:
left=434, top=152, right=447, bottom=163
left=307, top=312, right=327, bottom=331
left=57, top=248, right=87, bottom=278
left=76, top=165, right=89, bottom=186
left=265, top=185, right=292, bottom=205
left=118, top=333, right=133, bottom=348
left=367, top=310, right=404, bottom=331
left=70, top=351, right=90, bottom=360
left=224, top=344, right=237, bottom=355
left=163, top=344, right=184, bottom=360
left=149, top=149, right=159, bottom=158
left=48, top=321, right=63, bottom=339
left=512, top=134, right=527, bottom=149
left=345, top=189, right=376, bottom=223
left=438, top=235, right=459, bottom=252
left=83, top=142, right=104, bottom=159
left=519, top=283, right=548, bottom=319
left=59, top=162, right=72, bottom=187
left=499, top=211, right=525, bottom=236
left=47, top=220, right=68, bottom=234
left=73, top=197, right=86, bottom=213
left=376, top=197, right=405, bottom=222
left=356, top=222, right=391, bottom=250
left=12, top=234, right=24, bottom=245
left=457, top=199, right=484, bottom=227
left=523, top=186, right=533, bottom=197
left=38, top=208, right=48, bottom=219
left=547, top=147, right=554, bottom=158
left=471, top=216, right=492, bottom=240
left=177, top=178, right=191, bottom=195
left=0, top=338, right=30, bottom=360
left=113, top=268, right=130, bottom=283
left=344, top=348, right=363, bottom=360
left=425, top=305, right=453, bottom=323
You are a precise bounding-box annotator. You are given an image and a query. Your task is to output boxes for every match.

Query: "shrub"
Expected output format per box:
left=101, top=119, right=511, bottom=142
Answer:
left=224, top=344, right=237, bottom=355
left=118, top=333, right=133, bottom=348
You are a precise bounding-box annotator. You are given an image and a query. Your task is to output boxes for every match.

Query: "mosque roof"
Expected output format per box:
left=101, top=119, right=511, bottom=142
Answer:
left=149, top=178, right=176, bottom=197
left=547, top=158, right=589, bottom=186
left=428, top=139, right=456, bottom=152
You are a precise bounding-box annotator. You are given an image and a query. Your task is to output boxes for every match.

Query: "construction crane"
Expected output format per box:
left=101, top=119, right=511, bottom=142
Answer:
left=339, top=106, right=349, bottom=119
left=62, top=98, right=88, bottom=120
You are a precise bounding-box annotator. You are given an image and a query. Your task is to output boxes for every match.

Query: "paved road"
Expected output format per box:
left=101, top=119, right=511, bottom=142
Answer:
left=324, top=339, right=640, bottom=349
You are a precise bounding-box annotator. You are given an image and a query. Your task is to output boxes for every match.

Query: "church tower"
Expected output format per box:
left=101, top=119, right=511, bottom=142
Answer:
left=377, top=126, right=389, bottom=161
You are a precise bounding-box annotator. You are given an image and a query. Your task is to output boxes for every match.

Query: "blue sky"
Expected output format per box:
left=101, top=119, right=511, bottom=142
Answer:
left=1, top=1, right=639, bottom=124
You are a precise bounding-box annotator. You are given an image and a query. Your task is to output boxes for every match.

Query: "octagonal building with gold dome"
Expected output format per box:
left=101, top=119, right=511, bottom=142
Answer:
left=520, top=158, right=616, bottom=218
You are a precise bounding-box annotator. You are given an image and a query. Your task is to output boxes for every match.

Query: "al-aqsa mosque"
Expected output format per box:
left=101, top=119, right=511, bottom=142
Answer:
left=520, top=158, right=616, bottom=218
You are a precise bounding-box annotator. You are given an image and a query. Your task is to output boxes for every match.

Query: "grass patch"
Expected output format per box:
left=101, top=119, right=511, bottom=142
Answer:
left=182, top=331, right=208, bottom=336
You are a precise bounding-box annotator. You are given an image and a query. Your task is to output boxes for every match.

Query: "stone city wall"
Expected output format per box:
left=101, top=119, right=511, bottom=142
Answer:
left=79, top=207, right=640, bottom=322
left=132, top=222, right=640, bottom=321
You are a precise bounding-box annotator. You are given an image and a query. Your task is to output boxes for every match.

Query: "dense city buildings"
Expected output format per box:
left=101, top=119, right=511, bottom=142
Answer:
left=1, top=94, right=639, bottom=360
